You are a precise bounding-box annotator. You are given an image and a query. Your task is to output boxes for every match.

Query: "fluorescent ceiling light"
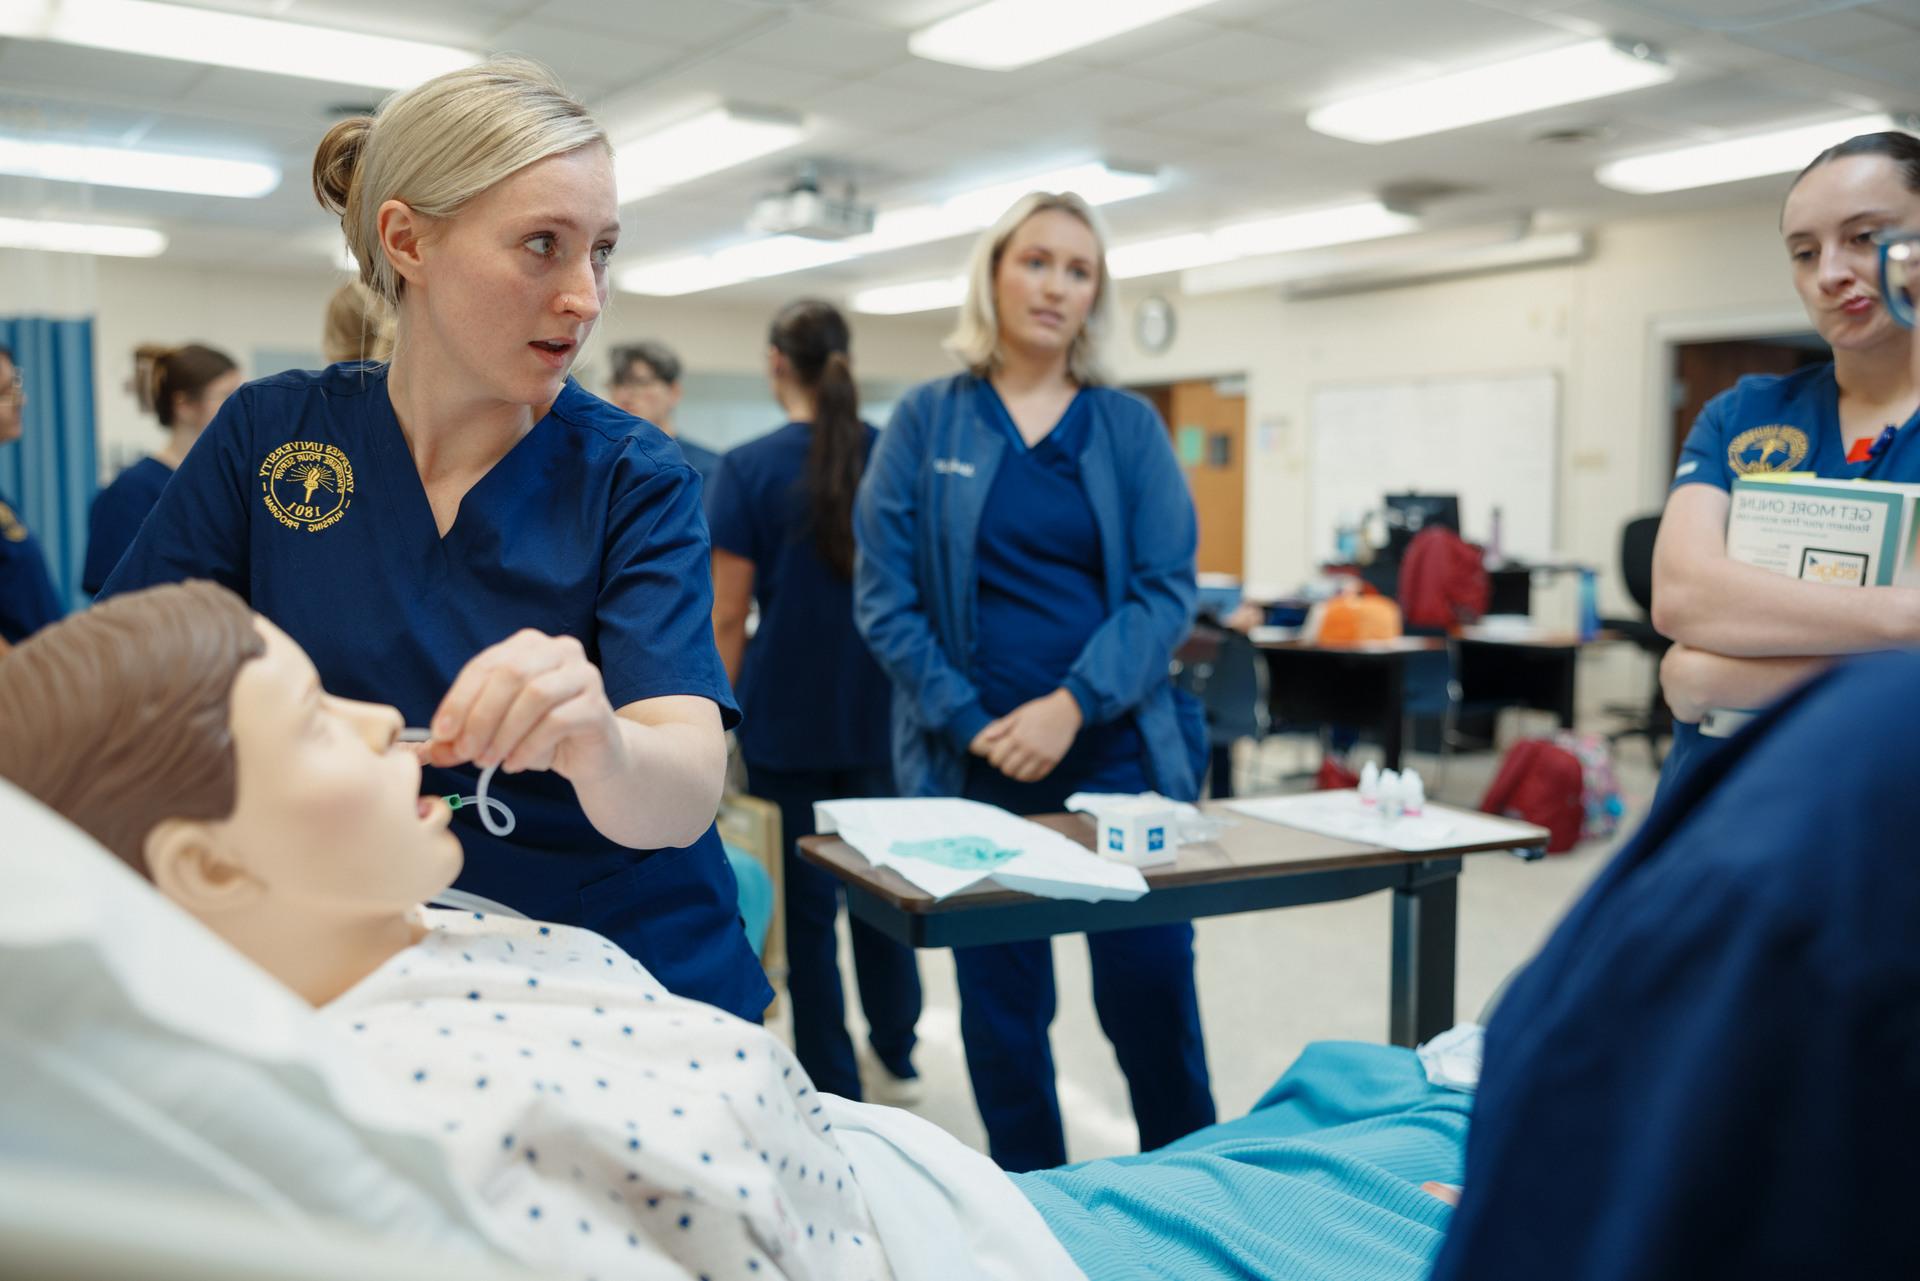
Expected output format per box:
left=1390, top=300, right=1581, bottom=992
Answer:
left=614, top=106, right=806, bottom=205
left=1106, top=233, right=1226, bottom=279
left=855, top=201, right=1423, bottom=309
left=856, top=162, right=1159, bottom=255
left=0, top=215, right=166, bottom=257
left=1212, top=202, right=1419, bottom=258
left=0, top=0, right=476, bottom=91
left=850, top=276, right=968, bottom=315
left=910, top=0, right=1219, bottom=71
left=618, top=160, right=1159, bottom=296
left=617, top=235, right=854, bottom=296
left=0, top=136, right=279, bottom=198
left=1280, top=231, right=1590, bottom=301
left=1595, top=113, right=1899, bottom=194
left=1308, top=38, right=1673, bottom=144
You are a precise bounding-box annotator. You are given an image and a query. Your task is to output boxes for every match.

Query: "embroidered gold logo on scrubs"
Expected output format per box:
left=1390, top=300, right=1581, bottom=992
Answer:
left=1727, top=425, right=1810, bottom=476
left=260, top=441, right=354, bottom=533
left=0, top=501, right=26, bottom=544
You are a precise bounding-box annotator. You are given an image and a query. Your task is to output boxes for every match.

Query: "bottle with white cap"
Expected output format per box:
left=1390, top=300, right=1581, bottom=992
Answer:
left=1379, top=768, right=1402, bottom=820
left=1403, top=768, right=1426, bottom=817
left=1359, top=760, right=1380, bottom=808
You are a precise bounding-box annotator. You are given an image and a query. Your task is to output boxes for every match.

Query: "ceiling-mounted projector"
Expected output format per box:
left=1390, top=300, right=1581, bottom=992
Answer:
left=750, top=175, right=875, bottom=240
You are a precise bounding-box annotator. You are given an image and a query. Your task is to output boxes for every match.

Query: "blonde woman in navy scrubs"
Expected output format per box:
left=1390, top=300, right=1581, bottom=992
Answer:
left=855, top=192, right=1213, bottom=1171
left=1655, top=132, right=1920, bottom=795
left=102, top=58, right=769, bottom=1021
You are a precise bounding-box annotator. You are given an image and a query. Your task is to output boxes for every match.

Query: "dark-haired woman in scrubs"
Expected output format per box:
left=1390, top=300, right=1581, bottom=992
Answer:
left=1654, top=131, right=1920, bottom=796
left=0, top=345, right=62, bottom=646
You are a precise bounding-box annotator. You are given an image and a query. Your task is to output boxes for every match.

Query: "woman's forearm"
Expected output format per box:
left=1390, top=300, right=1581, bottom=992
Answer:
left=572, top=705, right=726, bottom=850
left=1662, top=645, right=1833, bottom=724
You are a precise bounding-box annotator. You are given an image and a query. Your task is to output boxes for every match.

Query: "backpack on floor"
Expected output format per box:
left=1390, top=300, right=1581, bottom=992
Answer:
left=1551, top=730, right=1626, bottom=845
left=1479, top=739, right=1585, bottom=853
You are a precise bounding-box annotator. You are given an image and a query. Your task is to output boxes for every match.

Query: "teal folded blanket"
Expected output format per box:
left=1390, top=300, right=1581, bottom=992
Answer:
left=1014, top=1042, right=1469, bottom=1281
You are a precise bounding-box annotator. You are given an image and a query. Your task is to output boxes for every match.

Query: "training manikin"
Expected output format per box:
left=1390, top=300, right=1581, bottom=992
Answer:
left=0, top=581, right=1079, bottom=1281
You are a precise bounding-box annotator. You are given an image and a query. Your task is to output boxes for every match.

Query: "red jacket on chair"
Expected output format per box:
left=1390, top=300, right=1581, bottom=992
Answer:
left=1398, top=526, right=1490, bottom=631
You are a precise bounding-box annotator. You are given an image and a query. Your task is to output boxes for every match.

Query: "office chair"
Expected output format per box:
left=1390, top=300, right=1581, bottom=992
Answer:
left=1600, top=514, right=1672, bottom=765
left=1173, top=623, right=1269, bottom=798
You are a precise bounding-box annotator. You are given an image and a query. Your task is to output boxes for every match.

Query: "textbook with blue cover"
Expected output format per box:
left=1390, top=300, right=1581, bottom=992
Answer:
left=1726, top=476, right=1920, bottom=588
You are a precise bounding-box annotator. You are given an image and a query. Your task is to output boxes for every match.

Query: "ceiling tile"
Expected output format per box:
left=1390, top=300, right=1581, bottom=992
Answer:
left=1263, top=0, right=1584, bottom=66
left=726, top=12, right=913, bottom=78
left=484, top=17, right=687, bottom=99
left=0, top=41, right=208, bottom=105
left=522, top=0, right=772, bottom=46
left=805, top=79, right=976, bottom=135
left=280, top=0, right=523, bottom=47
left=1007, top=71, right=1208, bottom=126
left=815, top=0, right=980, bottom=31
left=1113, top=29, right=1332, bottom=91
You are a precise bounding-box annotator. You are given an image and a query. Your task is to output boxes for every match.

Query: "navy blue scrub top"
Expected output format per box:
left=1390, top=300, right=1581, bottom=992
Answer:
left=1661, top=362, right=1920, bottom=793
left=102, top=363, right=771, bottom=1021
left=969, top=379, right=1144, bottom=793
left=82, top=455, right=172, bottom=595
left=1431, top=653, right=1920, bottom=1281
left=674, top=436, right=723, bottom=488
left=704, top=420, right=890, bottom=773
left=0, top=488, right=61, bottom=644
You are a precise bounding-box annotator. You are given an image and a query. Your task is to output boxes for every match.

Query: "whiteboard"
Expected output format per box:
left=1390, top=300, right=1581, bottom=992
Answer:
left=1309, top=371, right=1559, bottom=563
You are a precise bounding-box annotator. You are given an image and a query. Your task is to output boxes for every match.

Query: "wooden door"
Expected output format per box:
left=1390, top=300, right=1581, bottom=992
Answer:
left=1160, top=378, right=1246, bottom=578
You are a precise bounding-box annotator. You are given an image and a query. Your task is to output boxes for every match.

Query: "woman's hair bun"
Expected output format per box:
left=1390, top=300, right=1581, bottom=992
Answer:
left=311, top=116, right=373, bottom=216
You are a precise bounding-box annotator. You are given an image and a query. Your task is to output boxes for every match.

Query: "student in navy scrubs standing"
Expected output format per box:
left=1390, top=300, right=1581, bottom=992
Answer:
left=855, top=192, right=1214, bottom=1171
left=102, top=57, right=770, bottom=1022
left=1655, top=132, right=1920, bottom=796
left=0, top=344, right=62, bottom=646
left=707, top=298, right=923, bottom=1102
left=83, top=343, right=239, bottom=595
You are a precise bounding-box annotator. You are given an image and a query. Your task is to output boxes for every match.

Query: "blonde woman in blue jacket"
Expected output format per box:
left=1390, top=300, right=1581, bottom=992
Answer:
left=854, top=191, right=1214, bottom=1171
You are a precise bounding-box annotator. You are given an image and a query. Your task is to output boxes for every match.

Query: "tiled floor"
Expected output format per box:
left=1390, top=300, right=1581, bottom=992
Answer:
left=769, top=726, right=1660, bottom=1164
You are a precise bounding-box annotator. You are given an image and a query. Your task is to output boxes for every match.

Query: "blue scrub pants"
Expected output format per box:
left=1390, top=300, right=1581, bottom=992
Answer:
left=746, top=763, right=923, bottom=1100
left=959, top=762, right=1216, bottom=1172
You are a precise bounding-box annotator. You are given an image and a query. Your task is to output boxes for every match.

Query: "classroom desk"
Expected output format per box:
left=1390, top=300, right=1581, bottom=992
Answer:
left=1255, top=635, right=1444, bottom=772
left=1257, top=630, right=1618, bottom=766
left=1455, top=627, right=1620, bottom=730
left=798, top=802, right=1548, bottom=1047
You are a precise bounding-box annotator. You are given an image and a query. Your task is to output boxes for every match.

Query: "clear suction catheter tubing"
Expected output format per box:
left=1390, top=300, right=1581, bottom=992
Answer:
left=399, top=729, right=517, bottom=837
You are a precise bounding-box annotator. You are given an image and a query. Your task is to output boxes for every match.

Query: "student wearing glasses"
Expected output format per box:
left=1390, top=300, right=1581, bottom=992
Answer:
left=1654, top=132, right=1920, bottom=793
left=0, top=345, right=62, bottom=644
left=606, top=341, right=720, bottom=484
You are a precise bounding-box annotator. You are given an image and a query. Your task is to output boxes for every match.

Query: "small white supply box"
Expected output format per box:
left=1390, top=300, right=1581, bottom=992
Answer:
left=1066, top=792, right=1190, bottom=869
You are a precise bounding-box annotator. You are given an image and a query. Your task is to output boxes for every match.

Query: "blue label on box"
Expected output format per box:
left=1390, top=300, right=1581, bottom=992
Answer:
left=1148, top=826, right=1165, bottom=851
left=1107, top=827, right=1124, bottom=851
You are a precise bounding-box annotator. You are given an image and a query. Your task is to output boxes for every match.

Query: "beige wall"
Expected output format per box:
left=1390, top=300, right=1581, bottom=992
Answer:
left=76, top=258, right=954, bottom=471
left=1108, top=198, right=1806, bottom=612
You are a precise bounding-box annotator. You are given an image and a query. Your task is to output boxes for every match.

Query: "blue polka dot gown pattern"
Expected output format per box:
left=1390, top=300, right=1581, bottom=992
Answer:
left=323, top=911, right=892, bottom=1281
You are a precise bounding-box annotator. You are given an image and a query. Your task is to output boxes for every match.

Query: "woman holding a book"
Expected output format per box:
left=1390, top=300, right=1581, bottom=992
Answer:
left=1653, top=131, right=1920, bottom=795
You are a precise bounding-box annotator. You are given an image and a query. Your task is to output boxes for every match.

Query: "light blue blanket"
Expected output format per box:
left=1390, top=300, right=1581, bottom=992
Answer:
left=1014, top=1042, right=1468, bottom=1281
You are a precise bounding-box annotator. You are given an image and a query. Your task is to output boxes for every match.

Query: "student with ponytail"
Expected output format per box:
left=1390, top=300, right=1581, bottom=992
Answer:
left=82, top=342, right=240, bottom=595
left=707, top=298, right=923, bottom=1101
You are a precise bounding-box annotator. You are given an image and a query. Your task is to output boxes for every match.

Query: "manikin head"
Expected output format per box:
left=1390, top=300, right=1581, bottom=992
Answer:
left=0, top=582, right=461, bottom=1002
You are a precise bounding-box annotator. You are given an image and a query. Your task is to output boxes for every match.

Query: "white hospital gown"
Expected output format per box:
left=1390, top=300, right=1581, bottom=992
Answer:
left=322, top=910, right=894, bottom=1281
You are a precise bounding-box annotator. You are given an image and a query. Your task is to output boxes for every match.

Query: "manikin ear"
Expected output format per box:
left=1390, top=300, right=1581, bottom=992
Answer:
left=144, top=817, right=265, bottom=917
left=376, top=199, right=431, bottom=292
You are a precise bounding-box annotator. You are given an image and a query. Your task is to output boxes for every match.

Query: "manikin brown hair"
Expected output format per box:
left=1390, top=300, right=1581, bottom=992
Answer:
left=0, top=580, right=264, bottom=875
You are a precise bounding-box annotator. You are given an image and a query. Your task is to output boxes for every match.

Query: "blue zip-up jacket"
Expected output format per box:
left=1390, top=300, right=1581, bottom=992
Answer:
left=854, top=372, right=1204, bottom=802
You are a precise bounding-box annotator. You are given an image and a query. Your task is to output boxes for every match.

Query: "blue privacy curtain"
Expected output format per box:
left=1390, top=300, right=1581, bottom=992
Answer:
left=0, top=317, right=96, bottom=612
